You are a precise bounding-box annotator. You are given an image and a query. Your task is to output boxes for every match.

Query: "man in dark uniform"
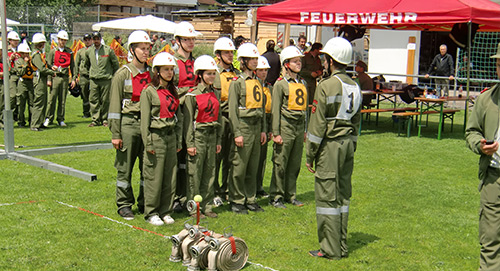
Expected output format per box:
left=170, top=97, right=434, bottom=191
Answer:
left=425, top=44, right=454, bottom=97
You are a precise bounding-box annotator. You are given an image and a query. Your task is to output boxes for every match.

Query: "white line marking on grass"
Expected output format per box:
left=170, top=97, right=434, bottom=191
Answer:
left=0, top=200, right=44, bottom=207
left=56, top=201, right=170, bottom=239
left=56, top=201, right=279, bottom=270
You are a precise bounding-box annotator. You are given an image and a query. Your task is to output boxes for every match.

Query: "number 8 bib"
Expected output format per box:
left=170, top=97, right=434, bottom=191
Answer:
left=245, top=79, right=263, bottom=109
left=287, top=82, right=307, bottom=111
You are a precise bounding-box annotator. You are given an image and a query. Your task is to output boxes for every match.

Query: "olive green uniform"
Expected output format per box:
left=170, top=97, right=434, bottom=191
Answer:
left=0, top=59, right=4, bottom=129
left=299, top=52, right=322, bottom=107
left=31, top=49, right=53, bottom=129
left=83, top=44, right=119, bottom=125
left=270, top=75, right=307, bottom=202
left=466, top=85, right=500, bottom=271
left=228, top=73, right=266, bottom=206
left=305, top=70, right=362, bottom=259
left=257, top=80, right=272, bottom=195
left=140, top=85, right=183, bottom=220
left=184, top=84, right=222, bottom=214
left=8, top=48, right=19, bottom=122
left=109, top=63, right=151, bottom=213
left=14, top=57, right=36, bottom=126
left=46, top=47, right=74, bottom=124
left=213, top=64, right=239, bottom=197
left=74, top=46, right=91, bottom=117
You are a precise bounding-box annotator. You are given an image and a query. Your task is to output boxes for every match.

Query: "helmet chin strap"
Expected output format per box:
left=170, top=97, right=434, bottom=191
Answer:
left=131, top=47, right=145, bottom=65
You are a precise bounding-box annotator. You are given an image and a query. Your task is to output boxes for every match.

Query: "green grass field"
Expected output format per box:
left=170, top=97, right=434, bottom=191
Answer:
left=0, top=97, right=481, bottom=270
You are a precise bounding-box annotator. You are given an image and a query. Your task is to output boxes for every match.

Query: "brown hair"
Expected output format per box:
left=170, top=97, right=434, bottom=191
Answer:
left=150, top=67, right=178, bottom=100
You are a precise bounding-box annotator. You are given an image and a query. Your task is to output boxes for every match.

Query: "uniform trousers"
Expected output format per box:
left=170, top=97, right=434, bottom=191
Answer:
left=187, top=127, right=217, bottom=213
left=115, top=115, right=144, bottom=212
left=228, top=118, right=261, bottom=205
left=9, top=75, right=18, bottom=121
left=315, top=137, right=354, bottom=259
left=270, top=117, right=304, bottom=202
left=46, top=75, right=68, bottom=123
left=215, top=114, right=233, bottom=197
left=89, top=78, right=111, bottom=125
left=143, top=128, right=177, bottom=219
left=16, top=79, right=34, bottom=126
left=479, top=167, right=500, bottom=271
left=79, top=75, right=90, bottom=117
left=31, top=77, right=47, bottom=129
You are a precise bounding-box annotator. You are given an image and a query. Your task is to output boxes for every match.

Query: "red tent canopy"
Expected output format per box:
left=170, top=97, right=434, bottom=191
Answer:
left=256, top=0, right=500, bottom=31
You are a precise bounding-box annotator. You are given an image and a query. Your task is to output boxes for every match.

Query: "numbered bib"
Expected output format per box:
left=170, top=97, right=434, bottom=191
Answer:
left=54, top=50, right=71, bottom=68
left=131, top=71, right=151, bottom=102
left=219, top=71, right=236, bottom=102
left=245, top=79, right=263, bottom=109
left=333, top=75, right=362, bottom=121
left=287, top=82, right=307, bottom=111
left=196, top=92, right=220, bottom=123
left=157, top=88, right=179, bottom=119
left=177, top=58, right=196, bottom=88
left=263, top=86, right=272, bottom=113
left=22, top=61, right=37, bottom=79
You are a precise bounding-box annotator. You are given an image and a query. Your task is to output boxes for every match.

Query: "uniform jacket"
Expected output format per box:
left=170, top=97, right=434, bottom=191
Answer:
left=299, top=52, right=322, bottom=86
left=466, top=84, right=500, bottom=181
left=14, top=57, right=36, bottom=80
left=31, top=49, right=53, bottom=82
left=271, top=74, right=307, bottom=136
left=140, top=85, right=183, bottom=152
left=174, top=51, right=196, bottom=102
left=213, top=63, right=239, bottom=113
left=427, top=53, right=454, bottom=76
left=46, top=46, right=74, bottom=80
left=305, top=70, right=362, bottom=178
left=228, top=72, right=266, bottom=138
left=108, top=63, right=152, bottom=140
left=184, top=84, right=223, bottom=149
left=73, top=46, right=90, bottom=78
left=83, top=44, right=119, bottom=80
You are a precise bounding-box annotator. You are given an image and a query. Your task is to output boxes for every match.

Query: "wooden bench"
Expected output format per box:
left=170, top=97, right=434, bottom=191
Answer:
left=359, top=107, right=418, bottom=135
left=392, top=109, right=460, bottom=137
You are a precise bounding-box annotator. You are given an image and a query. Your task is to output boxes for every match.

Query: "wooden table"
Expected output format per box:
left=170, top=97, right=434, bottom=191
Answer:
left=415, top=97, right=445, bottom=140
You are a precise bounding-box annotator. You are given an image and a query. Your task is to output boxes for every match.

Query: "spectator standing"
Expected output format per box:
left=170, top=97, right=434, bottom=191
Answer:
left=353, top=60, right=374, bottom=107
left=425, top=44, right=454, bottom=97
left=140, top=52, right=182, bottom=226
left=74, top=34, right=93, bottom=118
left=44, top=30, right=75, bottom=127
left=299, top=42, right=323, bottom=110
left=306, top=37, right=362, bottom=260
left=261, top=39, right=280, bottom=85
left=108, top=31, right=152, bottom=220
left=465, top=42, right=500, bottom=270
left=84, top=31, right=119, bottom=127
left=297, top=35, right=307, bottom=53
left=151, top=34, right=161, bottom=55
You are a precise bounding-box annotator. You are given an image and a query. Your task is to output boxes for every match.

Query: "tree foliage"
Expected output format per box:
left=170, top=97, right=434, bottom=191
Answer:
left=6, top=0, right=96, bottom=31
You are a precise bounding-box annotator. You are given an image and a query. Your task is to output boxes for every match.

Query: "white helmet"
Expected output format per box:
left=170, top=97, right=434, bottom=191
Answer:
left=57, top=30, right=69, bottom=40
left=127, top=30, right=151, bottom=48
left=213, top=37, right=235, bottom=53
left=152, top=52, right=177, bottom=68
left=17, top=43, right=31, bottom=53
left=193, top=55, right=217, bottom=74
left=32, top=33, right=47, bottom=44
left=7, top=31, right=20, bottom=41
left=320, top=37, right=352, bottom=65
left=237, top=43, right=259, bottom=59
left=280, top=46, right=304, bottom=65
left=257, top=56, right=271, bottom=69
left=174, top=21, right=202, bottom=38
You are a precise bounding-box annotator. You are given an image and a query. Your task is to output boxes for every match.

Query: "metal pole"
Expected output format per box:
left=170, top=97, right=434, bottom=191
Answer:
left=1, top=0, right=15, bottom=153
left=465, top=22, right=472, bottom=130
left=97, top=5, right=100, bottom=23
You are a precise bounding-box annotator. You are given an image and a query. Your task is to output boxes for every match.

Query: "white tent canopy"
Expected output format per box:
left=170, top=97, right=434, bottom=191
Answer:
left=92, top=15, right=176, bottom=34
left=2, top=18, right=19, bottom=31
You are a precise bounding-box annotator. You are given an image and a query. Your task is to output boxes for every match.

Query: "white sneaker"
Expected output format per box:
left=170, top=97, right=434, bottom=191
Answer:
left=58, top=121, right=67, bottom=127
left=43, top=119, right=50, bottom=127
left=162, top=215, right=175, bottom=225
left=214, top=196, right=223, bottom=207
left=147, top=215, right=164, bottom=226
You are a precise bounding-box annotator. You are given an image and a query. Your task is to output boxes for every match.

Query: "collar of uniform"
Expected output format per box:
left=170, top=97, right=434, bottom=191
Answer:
left=174, top=51, right=193, bottom=62
left=240, top=72, right=255, bottom=80
left=218, top=63, right=237, bottom=73
left=199, top=84, right=214, bottom=94
left=125, top=63, right=150, bottom=77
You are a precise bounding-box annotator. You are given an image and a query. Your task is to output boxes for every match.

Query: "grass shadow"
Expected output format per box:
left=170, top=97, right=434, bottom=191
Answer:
left=349, top=231, right=379, bottom=254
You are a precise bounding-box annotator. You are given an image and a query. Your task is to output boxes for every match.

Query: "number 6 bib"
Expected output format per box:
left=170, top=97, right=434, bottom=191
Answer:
left=287, top=82, right=307, bottom=111
left=245, top=79, right=263, bottom=109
